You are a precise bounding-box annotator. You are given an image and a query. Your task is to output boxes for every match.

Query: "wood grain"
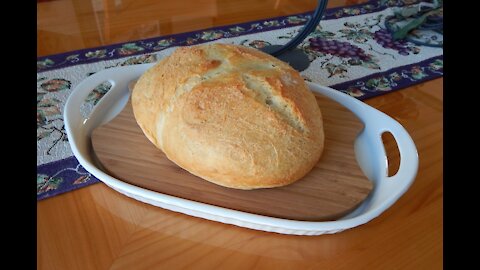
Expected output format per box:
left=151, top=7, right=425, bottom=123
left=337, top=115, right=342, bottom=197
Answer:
left=91, top=94, right=373, bottom=221
left=37, top=0, right=442, bottom=269
left=37, top=0, right=370, bottom=57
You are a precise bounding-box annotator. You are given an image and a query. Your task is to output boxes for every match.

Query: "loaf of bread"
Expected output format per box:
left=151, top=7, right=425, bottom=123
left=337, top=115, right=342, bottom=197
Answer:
left=131, top=43, right=324, bottom=189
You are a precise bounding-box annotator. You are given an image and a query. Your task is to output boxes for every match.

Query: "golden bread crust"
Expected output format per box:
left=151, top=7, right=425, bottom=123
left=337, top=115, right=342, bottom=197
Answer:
left=132, top=43, right=324, bottom=189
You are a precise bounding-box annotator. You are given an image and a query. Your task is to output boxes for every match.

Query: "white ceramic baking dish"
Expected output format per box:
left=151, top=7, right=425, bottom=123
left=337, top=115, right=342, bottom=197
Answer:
left=64, top=63, right=418, bottom=235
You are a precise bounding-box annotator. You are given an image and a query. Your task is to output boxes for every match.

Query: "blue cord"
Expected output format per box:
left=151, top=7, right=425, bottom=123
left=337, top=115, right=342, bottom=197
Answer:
left=270, top=0, right=328, bottom=57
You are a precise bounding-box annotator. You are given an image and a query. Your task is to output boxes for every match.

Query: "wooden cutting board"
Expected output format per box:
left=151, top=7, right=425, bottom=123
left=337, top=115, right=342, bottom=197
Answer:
left=91, top=94, right=373, bottom=221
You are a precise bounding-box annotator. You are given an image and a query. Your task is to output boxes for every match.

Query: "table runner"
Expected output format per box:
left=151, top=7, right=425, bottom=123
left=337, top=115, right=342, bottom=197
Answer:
left=37, top=0, right=443, bottom=200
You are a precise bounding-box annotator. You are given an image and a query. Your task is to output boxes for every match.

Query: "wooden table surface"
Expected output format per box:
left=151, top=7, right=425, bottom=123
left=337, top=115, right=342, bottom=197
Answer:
left=37, top=0, right=443, bottom=269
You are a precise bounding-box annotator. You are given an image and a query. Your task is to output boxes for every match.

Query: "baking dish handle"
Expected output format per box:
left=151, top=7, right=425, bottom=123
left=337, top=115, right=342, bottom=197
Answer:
left=64, top=63, right=154, bottom=162
left=307, top=82, right=419, bottom=204
left=354, top=111, right=419, bottom=193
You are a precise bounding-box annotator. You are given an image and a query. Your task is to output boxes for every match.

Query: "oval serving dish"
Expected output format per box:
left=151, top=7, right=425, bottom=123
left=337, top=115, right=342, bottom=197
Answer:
left=64, top=63, right=418, bottom=235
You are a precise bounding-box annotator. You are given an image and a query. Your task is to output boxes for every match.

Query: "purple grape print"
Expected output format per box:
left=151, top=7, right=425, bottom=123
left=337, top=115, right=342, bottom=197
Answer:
left=308, top=38, right=370, bottom=61
left=373, top=29, right=417, bottom=56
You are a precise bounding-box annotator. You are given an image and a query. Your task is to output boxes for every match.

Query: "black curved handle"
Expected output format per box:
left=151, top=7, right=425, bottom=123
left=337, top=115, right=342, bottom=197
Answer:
left=269, top=0, right=328, bottom=57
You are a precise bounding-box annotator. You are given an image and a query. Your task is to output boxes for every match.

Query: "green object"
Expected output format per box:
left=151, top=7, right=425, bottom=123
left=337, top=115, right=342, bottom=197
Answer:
left=392, top=12, right=429, bottom=40
left=389, top=1, right=443, bottom=41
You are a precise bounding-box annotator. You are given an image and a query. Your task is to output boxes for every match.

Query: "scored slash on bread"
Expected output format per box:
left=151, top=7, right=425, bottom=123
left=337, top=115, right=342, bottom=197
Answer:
left=131, top=43, right=325, bottom=189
